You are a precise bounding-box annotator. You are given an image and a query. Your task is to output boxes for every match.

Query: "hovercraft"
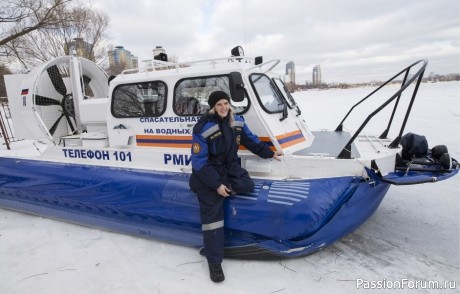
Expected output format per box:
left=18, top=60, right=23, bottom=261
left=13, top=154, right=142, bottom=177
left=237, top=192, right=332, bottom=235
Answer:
left=0, top=46, right=457, bottom=259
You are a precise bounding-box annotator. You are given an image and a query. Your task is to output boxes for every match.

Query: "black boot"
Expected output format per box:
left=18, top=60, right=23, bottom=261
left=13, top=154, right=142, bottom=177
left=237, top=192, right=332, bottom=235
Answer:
left=208, top=263, right=225, bottom=283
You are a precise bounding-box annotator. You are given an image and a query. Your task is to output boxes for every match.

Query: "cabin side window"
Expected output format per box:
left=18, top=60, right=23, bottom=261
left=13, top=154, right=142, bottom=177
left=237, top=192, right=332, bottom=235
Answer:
left=250, top=73, right=284, bottom=114
left=174, top=75, right=249, bottom=116
left=111, top=81, right=167, bottom=118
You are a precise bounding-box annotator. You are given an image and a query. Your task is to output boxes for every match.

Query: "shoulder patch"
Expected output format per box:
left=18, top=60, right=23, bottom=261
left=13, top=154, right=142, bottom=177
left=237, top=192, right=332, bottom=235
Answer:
left=192, top=143, right=201, bottom=154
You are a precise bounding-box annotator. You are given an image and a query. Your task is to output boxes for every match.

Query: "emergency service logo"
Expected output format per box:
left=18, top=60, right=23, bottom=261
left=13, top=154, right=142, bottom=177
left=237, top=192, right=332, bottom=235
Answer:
left=192, top=143, right=201, bottom=154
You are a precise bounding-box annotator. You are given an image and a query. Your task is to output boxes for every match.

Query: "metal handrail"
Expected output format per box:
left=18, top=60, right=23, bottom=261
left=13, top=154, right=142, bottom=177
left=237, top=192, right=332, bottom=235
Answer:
left=121, top=56, right=258, bottom=75
left=0, top=102, right=18, bottom=150
left=246, top=59, right=280, bottom=73
left=336, top=60, right=428, bottom=159
left=120, top=56, right=281, bottom=76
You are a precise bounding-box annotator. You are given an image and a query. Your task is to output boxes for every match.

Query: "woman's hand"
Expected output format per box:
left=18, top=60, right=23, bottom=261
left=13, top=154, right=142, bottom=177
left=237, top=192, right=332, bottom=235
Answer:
left=272, top=151, right=284, bottom=161
left=217, top=184, right=232, bottom=197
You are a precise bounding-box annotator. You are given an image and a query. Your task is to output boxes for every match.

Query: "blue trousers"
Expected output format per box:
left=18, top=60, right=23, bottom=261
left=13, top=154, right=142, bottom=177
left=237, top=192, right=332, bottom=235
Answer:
left=196, top=173, right=254, bottom=264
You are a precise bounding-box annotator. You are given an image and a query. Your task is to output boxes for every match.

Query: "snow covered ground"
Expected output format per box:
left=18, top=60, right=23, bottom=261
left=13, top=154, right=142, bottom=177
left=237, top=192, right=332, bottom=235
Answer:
left=0, top=81, right=459, bottom=294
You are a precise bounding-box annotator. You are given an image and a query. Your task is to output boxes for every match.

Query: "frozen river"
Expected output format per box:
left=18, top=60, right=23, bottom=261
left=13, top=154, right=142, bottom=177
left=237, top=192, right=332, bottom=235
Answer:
left=1, top=81, right=458, bottom=294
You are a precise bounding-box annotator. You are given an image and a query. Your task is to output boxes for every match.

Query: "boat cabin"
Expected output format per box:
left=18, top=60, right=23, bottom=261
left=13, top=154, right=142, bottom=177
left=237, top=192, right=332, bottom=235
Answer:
left=6, top=47, right=320, bottom=177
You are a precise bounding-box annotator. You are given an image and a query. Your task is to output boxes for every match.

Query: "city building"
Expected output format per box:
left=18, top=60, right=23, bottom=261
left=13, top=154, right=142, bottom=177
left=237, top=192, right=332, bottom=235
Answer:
left=108, top=46, right=138, bottom=71
left=65, top=38, right=93, bottom=59
left=286, top=61, right=296, bottom=85
left=312, top=65, right=322, bottom=85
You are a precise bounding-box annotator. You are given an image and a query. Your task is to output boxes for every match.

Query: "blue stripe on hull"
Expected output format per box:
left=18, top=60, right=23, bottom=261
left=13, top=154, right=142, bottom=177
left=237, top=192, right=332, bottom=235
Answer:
left=248, top=182, right=390, bottom=258
left=0, top=157, right=391, bottom=258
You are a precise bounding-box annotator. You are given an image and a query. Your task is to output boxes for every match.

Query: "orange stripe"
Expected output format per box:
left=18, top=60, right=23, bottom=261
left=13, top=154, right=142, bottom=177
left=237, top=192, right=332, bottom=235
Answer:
left=136, top=130, right=306, bottom=149
left=259, top=137, right=271, bottom=143
left=138, top=143, right=192, bottom=148
left=279, top=136, right=306, bottom=148
left=136, top=135, right=192, bottom=140
left=136, top=134, right=193, bottom=148
left=275, top=130, right=302, bottom=140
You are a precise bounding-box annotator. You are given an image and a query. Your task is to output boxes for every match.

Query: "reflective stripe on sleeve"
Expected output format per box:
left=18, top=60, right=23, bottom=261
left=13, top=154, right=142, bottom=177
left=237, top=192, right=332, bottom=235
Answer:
left=202, top=220, right=224, bottom=231
left=233, top=121, right=244, bottom=128
left=202, top=125, right=220, bottom=139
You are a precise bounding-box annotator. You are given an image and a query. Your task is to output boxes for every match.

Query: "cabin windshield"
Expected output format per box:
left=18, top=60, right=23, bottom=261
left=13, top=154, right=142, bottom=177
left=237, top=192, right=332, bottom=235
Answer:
left=250, top=73, right=284, bottom=114
left=174, top=75, right=249, bottom=115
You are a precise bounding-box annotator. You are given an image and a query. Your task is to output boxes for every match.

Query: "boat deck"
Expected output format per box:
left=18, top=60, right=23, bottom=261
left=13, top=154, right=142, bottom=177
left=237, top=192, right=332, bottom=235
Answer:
left=294, top=131, right=360, bottom=157
left=295, top=130, right=396, bottom=159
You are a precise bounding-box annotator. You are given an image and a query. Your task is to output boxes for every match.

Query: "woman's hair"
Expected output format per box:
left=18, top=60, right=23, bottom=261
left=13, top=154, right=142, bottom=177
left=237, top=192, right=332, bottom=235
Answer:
left=208, top=105, right=235, bottom=126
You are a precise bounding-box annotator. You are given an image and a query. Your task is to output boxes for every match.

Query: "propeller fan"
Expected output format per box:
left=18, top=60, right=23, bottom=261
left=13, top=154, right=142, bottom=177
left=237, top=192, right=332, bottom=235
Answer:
left=34, top=65, right=91, bottom=136
left=11, top=55, right=108, bottom=142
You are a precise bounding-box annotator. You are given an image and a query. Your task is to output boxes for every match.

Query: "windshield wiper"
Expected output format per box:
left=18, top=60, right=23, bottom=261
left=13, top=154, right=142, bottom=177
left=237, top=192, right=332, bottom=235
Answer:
left=283, top=87, right=301, bottom=116
left=279, top=103, right=288, bottom=121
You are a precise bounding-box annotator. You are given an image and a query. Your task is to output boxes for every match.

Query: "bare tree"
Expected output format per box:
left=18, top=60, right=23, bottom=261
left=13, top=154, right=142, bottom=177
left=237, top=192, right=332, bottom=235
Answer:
left=0, top=0, right=72, bottom=46
left=1, top=0, right=110, bottom=70
left=14, top=7, right=109, bottom=66
left=0, top=64, right=12, bottom=97
left=61, top=6, right=110, bottom=63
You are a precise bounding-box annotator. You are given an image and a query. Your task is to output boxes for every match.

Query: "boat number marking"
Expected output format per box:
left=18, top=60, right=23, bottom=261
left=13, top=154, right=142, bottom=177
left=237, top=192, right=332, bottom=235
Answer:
left=62, top=149, right=132, bottom=162
left=164, top=153, right=191, bottom=166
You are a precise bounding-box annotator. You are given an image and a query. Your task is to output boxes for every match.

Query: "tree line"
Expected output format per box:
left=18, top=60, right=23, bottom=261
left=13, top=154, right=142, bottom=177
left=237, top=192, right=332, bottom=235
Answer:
left=0, top=0, right=115, bottom=97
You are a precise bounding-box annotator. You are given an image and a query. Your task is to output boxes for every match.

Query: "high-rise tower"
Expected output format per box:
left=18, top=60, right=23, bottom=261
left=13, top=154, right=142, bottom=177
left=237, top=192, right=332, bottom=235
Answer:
left=286, top=61, right=296, bottom=85
left=312, top=65, right=322, bottom=85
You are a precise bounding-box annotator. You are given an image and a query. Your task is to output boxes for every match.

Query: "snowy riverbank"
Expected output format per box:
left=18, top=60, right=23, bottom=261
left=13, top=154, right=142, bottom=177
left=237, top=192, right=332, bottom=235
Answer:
left=1, top=81, right=458, bottom=294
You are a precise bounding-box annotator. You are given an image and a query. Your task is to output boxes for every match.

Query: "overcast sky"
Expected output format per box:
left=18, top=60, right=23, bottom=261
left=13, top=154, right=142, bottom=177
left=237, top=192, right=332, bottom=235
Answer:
left=87, top=0, right=459, bottom=83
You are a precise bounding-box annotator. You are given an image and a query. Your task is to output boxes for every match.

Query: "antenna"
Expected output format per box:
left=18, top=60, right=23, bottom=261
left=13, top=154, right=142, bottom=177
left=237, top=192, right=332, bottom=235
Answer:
left=243, top=0, right=247, bottom=49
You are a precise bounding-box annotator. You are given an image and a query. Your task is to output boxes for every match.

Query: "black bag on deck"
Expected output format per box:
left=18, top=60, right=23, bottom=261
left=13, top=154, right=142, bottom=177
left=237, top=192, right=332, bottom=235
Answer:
left=400, top=133, right=428, bottom=160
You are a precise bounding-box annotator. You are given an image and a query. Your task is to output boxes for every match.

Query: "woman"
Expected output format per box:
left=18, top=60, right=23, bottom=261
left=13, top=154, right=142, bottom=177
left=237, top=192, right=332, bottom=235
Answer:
left=189, top=91, right=282, bottom=282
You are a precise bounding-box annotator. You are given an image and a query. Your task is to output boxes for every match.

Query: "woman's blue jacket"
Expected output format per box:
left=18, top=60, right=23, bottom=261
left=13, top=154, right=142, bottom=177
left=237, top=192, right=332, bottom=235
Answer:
left=189, top=112, right=274, bottom=191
